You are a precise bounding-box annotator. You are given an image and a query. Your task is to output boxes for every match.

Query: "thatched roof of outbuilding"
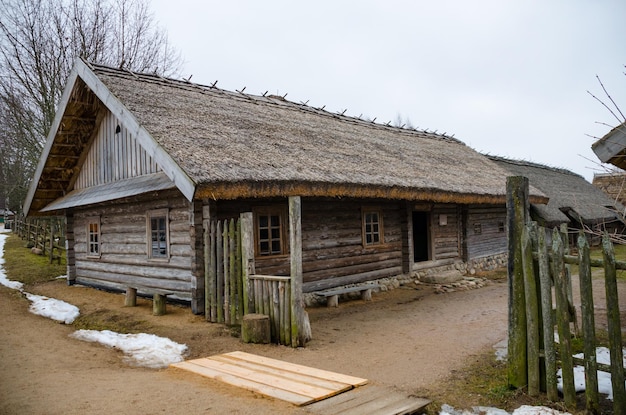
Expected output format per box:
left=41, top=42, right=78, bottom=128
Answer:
left=489, top=156, right=622, bottom=226
left=26, top=60, right=548, bottom=215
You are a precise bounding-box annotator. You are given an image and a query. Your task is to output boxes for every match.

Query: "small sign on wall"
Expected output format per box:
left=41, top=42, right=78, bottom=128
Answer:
left=439, top=214, right=447, bottom=226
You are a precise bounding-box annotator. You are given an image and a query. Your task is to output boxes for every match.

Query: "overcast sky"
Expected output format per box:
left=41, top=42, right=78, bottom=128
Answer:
left=150, top=0, right=626, bottom=182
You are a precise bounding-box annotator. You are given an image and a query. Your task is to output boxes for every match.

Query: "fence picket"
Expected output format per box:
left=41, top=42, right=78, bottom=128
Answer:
left=577, top=232, right=599, bottom=413
left=602, top=234, right=626, bottom=414
left=522, top=223, right=540, bottom=396
left=551, top=228, right=576, bottom=408
left=537, top=225, right=558, bottom=401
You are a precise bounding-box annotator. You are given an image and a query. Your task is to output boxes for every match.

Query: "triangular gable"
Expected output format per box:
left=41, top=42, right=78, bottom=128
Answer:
left=74, top=111, right=161, bottom=189
left=24, top=58, right=195, bottom=216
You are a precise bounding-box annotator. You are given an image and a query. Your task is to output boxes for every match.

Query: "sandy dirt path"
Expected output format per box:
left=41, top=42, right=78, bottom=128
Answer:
left=1, top=276, right=513, bottom=415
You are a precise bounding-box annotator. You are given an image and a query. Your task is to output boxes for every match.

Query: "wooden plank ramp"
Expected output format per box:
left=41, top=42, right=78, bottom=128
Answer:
left=170, top=351, right=368, bottom=406
left=305, top=384, right=431, bottom=415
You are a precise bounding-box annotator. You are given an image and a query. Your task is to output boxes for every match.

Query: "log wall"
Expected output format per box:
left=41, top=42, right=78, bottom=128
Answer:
left=431, top=204, right=462, bottom=260
left=72, top=189, right=194, bottom=300
left=466, top=205, right=508, bottom=259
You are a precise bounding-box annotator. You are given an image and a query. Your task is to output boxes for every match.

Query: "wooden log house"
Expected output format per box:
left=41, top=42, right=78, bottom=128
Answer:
left=24, top=59, right=548, bottom=315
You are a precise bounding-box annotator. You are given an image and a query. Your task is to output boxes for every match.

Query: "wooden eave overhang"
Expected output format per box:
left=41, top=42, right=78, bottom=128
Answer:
left=23, top=59, right=196, bottom=217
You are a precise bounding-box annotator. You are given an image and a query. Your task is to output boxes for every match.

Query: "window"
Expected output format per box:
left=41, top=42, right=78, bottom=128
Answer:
left=498, top=221, right=506, bottom=233
left=362, top=209, right=383, bottom=246
left=473, top=223, right=482, bottom=235
left=87, top=217, right=101, bottom=257
left=147, top=209, right=169, bottom=259
left=254, top=207, right=287, bottom=256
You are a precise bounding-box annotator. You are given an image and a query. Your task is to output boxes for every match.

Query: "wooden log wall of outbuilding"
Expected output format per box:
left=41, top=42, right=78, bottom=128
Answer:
left=71, top=189, right=195, bottom=302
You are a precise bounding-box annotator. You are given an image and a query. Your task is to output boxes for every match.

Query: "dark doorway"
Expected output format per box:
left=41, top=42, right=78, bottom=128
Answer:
left=413, top=211, right=430, bottom=262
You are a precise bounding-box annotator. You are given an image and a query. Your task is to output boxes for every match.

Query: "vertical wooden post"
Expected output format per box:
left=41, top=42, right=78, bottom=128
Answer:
left=216, top=220, right=224, bottom=323
left=223, top=220, right=231, bottom=325
left=578, top=232, right=599, bottom=414
left=240, top=212, right=255, bottom=315
left=521, top=223, right=539, bottom=396
left=560, top=223, right=578, bottom=335
left=506, top=176, right=529, bottom=388
left=552, top=228, right=575, bottom=408
left=65, top=212, right=76, bottom=285
left=537, top=226, right=558, bottom=401
left=602, top=234, right=626, bottom=414
left=289, top=196, right=310, bottom=347
left=190, top=200, right=204, bottom=315
left=400, top=202, right=414, bottom=274
left=228, top=218, right=237, bottom=323
left=49, top=222, right=55, bottom=264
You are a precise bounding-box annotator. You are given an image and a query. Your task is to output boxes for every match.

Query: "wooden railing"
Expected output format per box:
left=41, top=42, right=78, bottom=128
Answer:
left=10, top=216, right=66, bottom=264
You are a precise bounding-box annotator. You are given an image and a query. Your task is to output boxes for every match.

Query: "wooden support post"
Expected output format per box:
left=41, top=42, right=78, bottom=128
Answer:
left=560, top=224, right=578, bottom=335
left=66, top=212, right=76, bottom=285
left=203, top=203, right=215, bottom=322
left=153, top=293, right=167, bottom=316
left=602, top=234, right=626, bottom=414
left=125, top=287, right=137, bottom=307
left=537, top=226, right=558, bottom=401
left=578, top=232, right=599, bottom=413
left=522, top=223, right=539, bottom=396
left=506, top=176, right=529, bottom=388
left=240, top=212, right=255, bottom=315
left=289, top=196, right=311, bottom=347
left=552, top=228, right=576, bottom=408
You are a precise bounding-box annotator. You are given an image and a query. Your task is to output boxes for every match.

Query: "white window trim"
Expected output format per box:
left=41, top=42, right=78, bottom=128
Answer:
left=86, top=216, right=101, bottom=258
left=147, top=208, right=170, bottom=261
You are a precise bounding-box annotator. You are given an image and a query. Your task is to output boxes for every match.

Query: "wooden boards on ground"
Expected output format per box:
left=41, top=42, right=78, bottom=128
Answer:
left=170, top=351, right=368, bottom=406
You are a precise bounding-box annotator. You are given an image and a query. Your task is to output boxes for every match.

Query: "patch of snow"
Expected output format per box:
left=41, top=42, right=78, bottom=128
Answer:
left=24, top=292, right=80, bottom=324
left=71, top=329, right=188, bottom=369
left=557, top=347, right=626, bottom=400
left=440, top=404, right=571, bottom=415
left=0, top=234, right=23, bottom=290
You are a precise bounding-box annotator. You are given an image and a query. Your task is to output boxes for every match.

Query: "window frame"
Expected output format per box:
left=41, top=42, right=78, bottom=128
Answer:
left=147, top=208, right=170, bottom=261
left=362, top=207, right=384, bottom=247
left=253, top=206, right=288, bottom=258
left=86, top=216, right=101, bottom=258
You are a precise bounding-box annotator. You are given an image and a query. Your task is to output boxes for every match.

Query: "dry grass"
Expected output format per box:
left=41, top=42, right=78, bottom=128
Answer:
left=3, top=234, right=66, bottom=285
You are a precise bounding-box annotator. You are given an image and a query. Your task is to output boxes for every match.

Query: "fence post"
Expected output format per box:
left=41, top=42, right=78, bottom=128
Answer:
left=602, top=234, right=626, bottom=414
left=522, top=223, right=540, bottom=396
left=552, top=228, right=576, bottom=408
left=506, top=176, right=529, bottom=388
left=240, top=212, right=255, bottom=316
left=537, top=226, right=558, bottom=401
left=578, top=232, right=599, bottom=414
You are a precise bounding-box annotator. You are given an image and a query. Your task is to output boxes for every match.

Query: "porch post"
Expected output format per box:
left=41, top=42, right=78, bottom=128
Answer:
left=400, top=202, right=414, bottom=274
left=289, top=196, right=310, bottom=346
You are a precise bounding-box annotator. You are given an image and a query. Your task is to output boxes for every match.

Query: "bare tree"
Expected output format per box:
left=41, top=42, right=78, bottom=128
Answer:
left=0, top=0, right=182, bottom=212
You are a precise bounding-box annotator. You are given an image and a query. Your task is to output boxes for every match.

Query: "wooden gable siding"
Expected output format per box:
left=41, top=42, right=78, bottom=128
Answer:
left=465, top=205, right=507, bottom=259
left=72, top=189, right=194, bottom=299
left=74, top=111, right=160, bottom=190
left=213, top=198, right=403, bottom=292
left=431, top=204, right=462, bottom=260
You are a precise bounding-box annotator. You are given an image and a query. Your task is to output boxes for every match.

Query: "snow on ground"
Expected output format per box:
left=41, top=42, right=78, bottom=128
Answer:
left=24, top=292, right=80, bottom=324
left=71, top=330, right=187, bottom=368
left=0, top=226, right=187, bottom=369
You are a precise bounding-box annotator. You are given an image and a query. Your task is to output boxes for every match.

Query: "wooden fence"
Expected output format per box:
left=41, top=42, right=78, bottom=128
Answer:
left=204, top=213, right=297, bottom=346
left=10, top=216, right=66, bottom=264
left=508, top=176, right=625, bottom=414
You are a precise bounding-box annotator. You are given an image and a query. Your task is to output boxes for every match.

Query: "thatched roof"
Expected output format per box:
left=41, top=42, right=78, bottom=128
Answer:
left=489, top=156, right=622, bottom=226
left=26, top=60, right=548, bottom=215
